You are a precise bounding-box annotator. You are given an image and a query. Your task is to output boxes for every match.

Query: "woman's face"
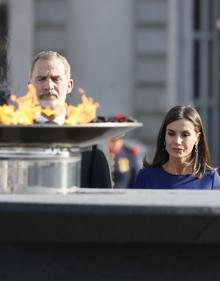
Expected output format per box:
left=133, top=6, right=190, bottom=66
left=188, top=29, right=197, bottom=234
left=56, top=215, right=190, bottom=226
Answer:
left=165, top=118, right=200, bottom=161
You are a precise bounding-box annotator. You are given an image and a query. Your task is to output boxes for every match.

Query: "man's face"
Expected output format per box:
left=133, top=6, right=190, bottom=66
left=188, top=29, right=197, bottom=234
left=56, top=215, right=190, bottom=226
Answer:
left=30, top=58, right=74, bottom=109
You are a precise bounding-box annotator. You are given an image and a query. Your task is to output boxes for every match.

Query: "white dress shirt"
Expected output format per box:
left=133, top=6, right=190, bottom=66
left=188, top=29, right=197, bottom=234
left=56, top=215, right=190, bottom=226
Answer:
left=35, top=110, right=67, bottom=125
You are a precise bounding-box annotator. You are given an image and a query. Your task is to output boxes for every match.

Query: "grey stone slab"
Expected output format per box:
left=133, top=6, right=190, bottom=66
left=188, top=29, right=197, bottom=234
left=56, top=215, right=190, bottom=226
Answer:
left=0, top=189, right=220, bottom=243
left=0, top=189, right=220, bottom=280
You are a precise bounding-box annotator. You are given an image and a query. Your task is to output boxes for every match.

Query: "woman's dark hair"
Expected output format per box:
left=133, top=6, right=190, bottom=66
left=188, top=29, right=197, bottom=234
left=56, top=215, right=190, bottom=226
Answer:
left=143, top=105, right=213, bottom=178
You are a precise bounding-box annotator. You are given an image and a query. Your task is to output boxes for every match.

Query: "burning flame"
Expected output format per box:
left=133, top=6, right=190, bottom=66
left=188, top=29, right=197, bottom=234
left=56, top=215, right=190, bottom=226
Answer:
left=65, top=88, right=98, bottom=124
left=0, top=84, right=99, bottom=125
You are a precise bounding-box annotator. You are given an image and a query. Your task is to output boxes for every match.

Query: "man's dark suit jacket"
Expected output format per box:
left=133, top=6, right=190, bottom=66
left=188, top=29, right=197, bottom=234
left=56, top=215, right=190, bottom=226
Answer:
left=81, top=145, right=112, bottom=188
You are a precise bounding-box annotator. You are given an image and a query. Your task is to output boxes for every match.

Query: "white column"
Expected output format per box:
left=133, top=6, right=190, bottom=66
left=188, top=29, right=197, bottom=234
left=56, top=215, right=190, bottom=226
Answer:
left=66, top=0, right=134, bottom=116
left=167, top=0, right=179, bottom=106
left=8, top=0, right=34, bottom=96
left=168, top=0, right=194, bottom=105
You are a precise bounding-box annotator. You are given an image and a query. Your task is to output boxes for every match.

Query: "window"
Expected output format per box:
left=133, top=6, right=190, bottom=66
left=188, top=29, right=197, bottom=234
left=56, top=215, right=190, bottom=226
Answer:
left=192, top=0, right=220, bottom=165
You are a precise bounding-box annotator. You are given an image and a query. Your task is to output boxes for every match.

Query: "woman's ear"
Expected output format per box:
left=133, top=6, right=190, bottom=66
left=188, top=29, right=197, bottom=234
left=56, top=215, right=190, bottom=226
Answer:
left=196, top=132, right=201, bottom=144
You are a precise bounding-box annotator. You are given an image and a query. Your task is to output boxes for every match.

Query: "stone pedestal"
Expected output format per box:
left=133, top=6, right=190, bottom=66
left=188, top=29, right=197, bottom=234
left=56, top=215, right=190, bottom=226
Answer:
left=1, top=189, right=220, bottom=280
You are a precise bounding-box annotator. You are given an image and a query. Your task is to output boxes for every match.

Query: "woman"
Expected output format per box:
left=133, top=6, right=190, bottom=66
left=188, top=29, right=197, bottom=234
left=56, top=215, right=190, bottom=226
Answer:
left=135, top=105, right=220, bottom=189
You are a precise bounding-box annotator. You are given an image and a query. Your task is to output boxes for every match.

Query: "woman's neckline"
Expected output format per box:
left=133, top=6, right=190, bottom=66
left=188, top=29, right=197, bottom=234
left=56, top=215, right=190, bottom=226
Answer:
left=161, top=163, right=192, bottom=176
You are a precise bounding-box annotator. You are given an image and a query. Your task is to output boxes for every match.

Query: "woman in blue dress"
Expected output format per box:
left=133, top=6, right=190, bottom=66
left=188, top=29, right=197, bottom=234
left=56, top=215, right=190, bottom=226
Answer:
left=135, top=105, right=220, bottom=189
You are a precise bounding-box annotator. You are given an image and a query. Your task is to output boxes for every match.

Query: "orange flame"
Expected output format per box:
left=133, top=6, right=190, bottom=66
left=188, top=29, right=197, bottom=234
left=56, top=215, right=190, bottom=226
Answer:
left=0, top=84, right=99, bottom=125
left=65, top=88, right=99, bottom=124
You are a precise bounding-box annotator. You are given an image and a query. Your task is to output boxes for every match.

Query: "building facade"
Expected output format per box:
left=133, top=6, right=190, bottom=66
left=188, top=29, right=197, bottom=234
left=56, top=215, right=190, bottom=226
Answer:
left=1, top=0, right=220, bottom=165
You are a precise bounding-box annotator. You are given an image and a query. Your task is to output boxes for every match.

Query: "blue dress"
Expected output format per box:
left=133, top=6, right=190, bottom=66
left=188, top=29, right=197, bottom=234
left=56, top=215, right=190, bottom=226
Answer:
left=134, top=167, right=220, bottom=189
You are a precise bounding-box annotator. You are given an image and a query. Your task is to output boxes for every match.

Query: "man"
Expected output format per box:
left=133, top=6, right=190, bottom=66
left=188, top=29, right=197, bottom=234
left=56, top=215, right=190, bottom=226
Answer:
left=30, top=50, right=111, bottom=188
left=30, top=50, right=73, bottom=124
left=109, top=138, right=140, bottom=188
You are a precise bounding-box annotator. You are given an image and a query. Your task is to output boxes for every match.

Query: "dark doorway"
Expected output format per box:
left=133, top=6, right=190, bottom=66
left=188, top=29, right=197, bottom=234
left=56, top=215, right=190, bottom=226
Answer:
left=0, top=3, right=8, bottom=105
